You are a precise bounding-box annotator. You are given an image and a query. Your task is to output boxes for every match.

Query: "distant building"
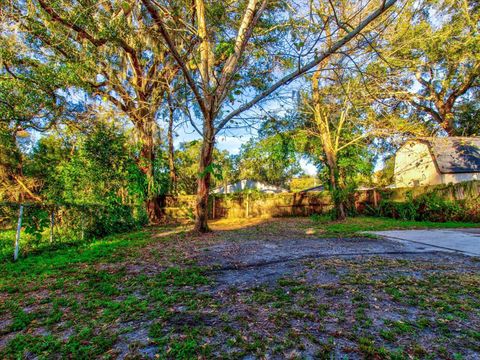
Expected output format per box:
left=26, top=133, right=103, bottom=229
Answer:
left=394, top=137, right=480, bottom=188
left=212, top=180, right=287, bottom=194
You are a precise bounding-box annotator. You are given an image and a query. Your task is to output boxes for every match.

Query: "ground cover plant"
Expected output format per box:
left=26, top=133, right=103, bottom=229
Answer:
left=309, top=216, right=480, bottom=238
left=1, top=217, right=479, bottom=359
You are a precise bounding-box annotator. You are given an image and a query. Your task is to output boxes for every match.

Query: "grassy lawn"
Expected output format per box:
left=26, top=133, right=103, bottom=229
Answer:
left=310, top=215, right=479, bottom=238
left=0, top=230, right=16, bottom=260
left=0, top=217, right=479, bottom=359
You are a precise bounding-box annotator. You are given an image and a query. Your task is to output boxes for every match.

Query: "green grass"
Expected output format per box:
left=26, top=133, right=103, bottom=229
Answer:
left=311, top=216, right=479, bottom=237
left=0, top=228, right=83, bottom=262
left=0, top=229, right=21, bottom=261
left=1, top=217, right=479, bottom=358
left=0, top=229, right=152, bottom=285
left=0, top=227, right=144, bottom=263
left=0, top=224, right=217, bottom=359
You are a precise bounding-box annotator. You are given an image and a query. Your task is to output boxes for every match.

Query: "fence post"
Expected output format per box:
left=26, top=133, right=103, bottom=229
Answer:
left=14, top=204, right=23, bottom=262
left=50, top=208, right=55, bottom=244
left=81, top=215, right=85, bottom=241
left=212, top=196, right=216, bottom=219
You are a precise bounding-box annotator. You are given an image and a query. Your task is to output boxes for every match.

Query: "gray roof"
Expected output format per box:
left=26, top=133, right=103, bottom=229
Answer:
left=417, top=137, right=480, bottom=174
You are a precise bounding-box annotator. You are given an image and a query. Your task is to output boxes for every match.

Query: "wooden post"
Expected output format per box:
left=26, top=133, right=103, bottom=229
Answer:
left=79, top=209, right=84, bottom=241
left=14, top=205, right=23, bottom=262
left=81, top=216, right=85, bottom=241
left=50, top=209, right=55, bottom=244
left=373, top=189, right=378, bottom=208
left=212, top=196, right=216, bottom=219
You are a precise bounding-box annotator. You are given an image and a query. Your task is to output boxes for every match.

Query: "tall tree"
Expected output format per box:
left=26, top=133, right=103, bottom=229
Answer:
left=372, top=0, right=480, bottom=135
left=300, top=64, right=424, bottom=219
left=142, top=0, right=398, bottom=231
left=3, top=0, right=185, bottom=221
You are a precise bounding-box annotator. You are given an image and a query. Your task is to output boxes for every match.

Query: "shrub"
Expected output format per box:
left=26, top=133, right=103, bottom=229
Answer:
left=377, top=191, right=475, bottom=222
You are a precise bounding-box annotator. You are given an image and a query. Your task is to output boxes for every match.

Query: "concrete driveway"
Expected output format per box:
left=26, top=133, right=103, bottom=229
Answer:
left=369, top=228, right=480, bottom=256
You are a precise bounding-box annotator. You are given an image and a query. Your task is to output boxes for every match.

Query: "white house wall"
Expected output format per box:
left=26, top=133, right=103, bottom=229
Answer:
left=394, top=142, right=442, bottom=187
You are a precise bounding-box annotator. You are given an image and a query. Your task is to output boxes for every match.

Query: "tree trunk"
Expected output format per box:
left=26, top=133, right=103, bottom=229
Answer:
left=312, top=66, right=346, bottom=222
left=146, top=196, right=165, bottom=223
left=323, top=144, right=346, bottom=221
left=138, top=124, right=163, bottom=223
left=167, top=102, right=177, bottom=193
left=195, top=123, right=215, bottom=233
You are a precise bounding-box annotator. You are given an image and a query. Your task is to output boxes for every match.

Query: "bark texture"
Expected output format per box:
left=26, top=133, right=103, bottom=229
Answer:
left=194, top=123, right=215, bottom=232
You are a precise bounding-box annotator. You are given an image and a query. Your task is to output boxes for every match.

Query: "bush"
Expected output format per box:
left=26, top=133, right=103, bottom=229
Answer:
left=377, top=191, right=476, bottom=222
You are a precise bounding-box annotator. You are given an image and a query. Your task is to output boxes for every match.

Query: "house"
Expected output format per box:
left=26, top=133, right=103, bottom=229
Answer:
left=394, top=137, right=480, bottom=188
left=212, top=180, right=287, bottom=194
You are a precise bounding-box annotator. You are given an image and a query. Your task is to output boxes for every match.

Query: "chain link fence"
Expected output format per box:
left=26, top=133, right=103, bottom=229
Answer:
left=0, top=202, right=146, bottom=261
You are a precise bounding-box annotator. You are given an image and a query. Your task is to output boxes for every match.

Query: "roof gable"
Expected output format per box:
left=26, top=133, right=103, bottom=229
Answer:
left=412, top=137, right=480, bottom=174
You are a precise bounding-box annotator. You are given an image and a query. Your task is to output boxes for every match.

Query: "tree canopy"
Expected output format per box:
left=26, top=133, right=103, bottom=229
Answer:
left=0, top=0, right=478, bottom=233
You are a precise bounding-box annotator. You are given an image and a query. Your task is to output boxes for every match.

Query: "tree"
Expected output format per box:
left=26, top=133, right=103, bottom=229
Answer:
left=25, top=120, right=148, bottom=237
left=236, top=135, right=302, bottom=187
left=372, top=0, right=480, bottom=135
left=454, top=92, right=480, bottom=136
left=307, top=72, right=366, bottom=219
left=300, top=63, right=423, bottom=219
left=142, top=0, right=398, bottom=231
left=4, top=0, right=184, bottom=222
left=0, top=34, right=72, bottom=202
left=175, top=140, right=234, bottom=195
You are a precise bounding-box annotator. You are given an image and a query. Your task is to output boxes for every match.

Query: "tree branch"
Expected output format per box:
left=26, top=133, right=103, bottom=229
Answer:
left=446, top=62, right=480, bottom=108
left=215, top=0, right=267, bottom=104
left=410, top=100, right=443, bottom=124
left=141, top=0, right=209, bottom=120
left=215, top=0, right=397, bottom=134
left=37, top=0, right=107, bottom=47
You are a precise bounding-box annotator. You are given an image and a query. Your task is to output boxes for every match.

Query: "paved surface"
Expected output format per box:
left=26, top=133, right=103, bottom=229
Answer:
left=369, top=228, right=480, bottom=256
left=196, top=236, right=459, bottom=290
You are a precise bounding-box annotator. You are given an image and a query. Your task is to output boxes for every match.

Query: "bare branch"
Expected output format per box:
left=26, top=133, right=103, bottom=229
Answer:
left=215, top=0, right=397, bottom=134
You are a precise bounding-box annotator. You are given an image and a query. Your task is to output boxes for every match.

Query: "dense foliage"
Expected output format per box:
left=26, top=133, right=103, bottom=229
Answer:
left=1, top=120, right=150, bottom=257
left=375, top=192, right=480, bottom=223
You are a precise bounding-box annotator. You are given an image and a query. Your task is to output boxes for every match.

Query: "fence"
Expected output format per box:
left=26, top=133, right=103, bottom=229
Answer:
left=163, top=180, right=480, bottom=220
left=163, top=191, right=335, bottom=220
left=379, top=180, right=480, bottom=202
left=0, top=201, right=145, bottom=261
left=3, top=181, right=478, bottom=260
